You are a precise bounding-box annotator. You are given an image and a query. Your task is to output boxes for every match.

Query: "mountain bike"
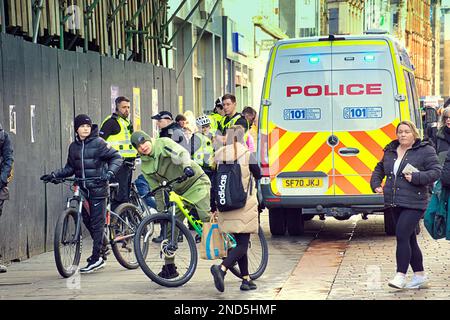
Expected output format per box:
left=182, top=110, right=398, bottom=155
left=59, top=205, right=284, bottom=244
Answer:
left=133, top=174, right=268, bottom=287
left=47, top=177, right=146, bottom=278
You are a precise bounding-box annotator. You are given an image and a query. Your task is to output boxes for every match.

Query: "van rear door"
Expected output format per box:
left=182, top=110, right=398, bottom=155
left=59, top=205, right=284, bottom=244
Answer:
left=330, top=40, right=398, bottom=196
left=268, top=41, right=333, bottom=197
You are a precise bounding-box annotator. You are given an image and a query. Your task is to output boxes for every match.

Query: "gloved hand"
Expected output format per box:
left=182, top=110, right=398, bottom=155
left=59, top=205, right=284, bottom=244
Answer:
left=40, top=173, right=56, bottom=183
left=0, top=181, right=6, bottom=190
left=183, top=167, right=195, bottom=178
left=101, top=170, right=114, bottom=182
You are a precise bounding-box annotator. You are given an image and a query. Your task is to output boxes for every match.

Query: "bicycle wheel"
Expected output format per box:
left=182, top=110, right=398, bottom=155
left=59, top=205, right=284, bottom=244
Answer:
left=134, top=213, right=198, bottom=287
left=54, top=208, right=82, bottom=278
left=111, top=203, right=144, bottom=269
left=227, top=226, right=268, bottom=280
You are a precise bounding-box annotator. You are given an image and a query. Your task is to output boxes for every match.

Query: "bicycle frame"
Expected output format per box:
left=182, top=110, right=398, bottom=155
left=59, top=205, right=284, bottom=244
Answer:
left=166, top=190, right=237, bottom=248
left=130, top=183, right=153, bottom=217
left=63, top=183, right=136, bottom=246
left=168, top=191, right=203, bottom=235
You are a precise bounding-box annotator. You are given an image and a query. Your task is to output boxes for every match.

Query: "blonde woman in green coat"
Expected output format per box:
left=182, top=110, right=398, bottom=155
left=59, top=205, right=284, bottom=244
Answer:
left=131, top=131, right=211, bottom=279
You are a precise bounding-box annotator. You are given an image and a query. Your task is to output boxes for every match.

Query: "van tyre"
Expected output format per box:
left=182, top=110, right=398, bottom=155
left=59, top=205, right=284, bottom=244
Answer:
left=286, top=209, right=305, bottom=236
left=303, top=214, right=314, bottom=221
left=384, top=210, right=396, bottom=236
left=269, top=208, right=287, bottom=236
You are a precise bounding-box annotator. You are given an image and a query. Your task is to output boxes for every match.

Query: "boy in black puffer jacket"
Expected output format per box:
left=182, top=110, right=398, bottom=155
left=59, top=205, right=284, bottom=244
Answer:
left=41, top=114, right=123, bottom=273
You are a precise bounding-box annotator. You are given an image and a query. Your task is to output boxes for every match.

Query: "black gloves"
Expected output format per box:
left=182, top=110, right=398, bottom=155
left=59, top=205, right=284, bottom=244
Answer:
left=0, top=181, right=6, bottom=189
left=184, top=167, right=195, bottom=178
left=101, top=170, right=114, bottom=182
left=40, top=173, right=56, bottom=183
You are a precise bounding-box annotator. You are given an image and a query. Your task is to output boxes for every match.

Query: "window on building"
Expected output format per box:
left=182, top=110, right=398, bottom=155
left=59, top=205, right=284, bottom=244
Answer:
left=329, top=8, right=339, bottom=34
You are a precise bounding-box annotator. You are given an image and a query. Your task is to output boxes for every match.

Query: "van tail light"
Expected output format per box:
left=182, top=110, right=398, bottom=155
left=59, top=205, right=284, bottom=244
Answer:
left=259, top=133, right=270, bottom=177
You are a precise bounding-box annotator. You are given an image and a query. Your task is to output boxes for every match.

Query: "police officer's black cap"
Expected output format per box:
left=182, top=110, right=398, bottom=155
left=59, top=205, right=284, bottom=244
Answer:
left=151, top=111, right=173, bottom=120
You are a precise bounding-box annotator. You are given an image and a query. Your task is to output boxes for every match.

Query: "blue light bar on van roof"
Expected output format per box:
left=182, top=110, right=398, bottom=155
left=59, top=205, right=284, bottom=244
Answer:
left=309, top=56, right=320, bottom=64
left=364, top=55, right=375, bottom=62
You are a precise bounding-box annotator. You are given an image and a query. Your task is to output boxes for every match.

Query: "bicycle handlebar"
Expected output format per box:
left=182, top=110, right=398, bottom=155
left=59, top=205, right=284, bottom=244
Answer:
left=146, top=175, right=188, bottom=197
left=46, top=176, right=102, bottom=184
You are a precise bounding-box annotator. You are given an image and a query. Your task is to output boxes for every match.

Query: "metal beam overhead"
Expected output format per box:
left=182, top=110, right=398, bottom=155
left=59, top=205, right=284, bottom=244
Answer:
left=125, top=0, right=152, bottom=49
left=176, top=0, right=220, bottom=80
left=163, top=0, right=203, bottom=44
left=32, top=0, right=45, bottom=43
left=107, top=0, right=127, bottom=28
left=84, top=0, right=101, bottom=52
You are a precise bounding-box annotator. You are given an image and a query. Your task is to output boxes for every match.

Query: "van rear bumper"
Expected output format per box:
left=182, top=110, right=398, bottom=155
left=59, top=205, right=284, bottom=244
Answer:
left=260, top=184, right=384, bottom=212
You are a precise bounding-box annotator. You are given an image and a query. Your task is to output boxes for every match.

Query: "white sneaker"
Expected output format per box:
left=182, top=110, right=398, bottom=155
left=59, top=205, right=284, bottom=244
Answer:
left=405, top=275, right=428, bottom=289
left=388, top=273, right=406, bottom=289
left=80, top=257, right=105, bottom=274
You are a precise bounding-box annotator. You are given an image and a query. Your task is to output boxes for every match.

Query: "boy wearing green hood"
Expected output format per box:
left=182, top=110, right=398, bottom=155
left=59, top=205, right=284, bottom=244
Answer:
left=131, top=130, right=211, bottom=279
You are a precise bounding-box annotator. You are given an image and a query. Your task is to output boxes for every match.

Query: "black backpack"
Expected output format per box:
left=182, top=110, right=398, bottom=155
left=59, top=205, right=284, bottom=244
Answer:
left=215, top=161, right=251, bottom=212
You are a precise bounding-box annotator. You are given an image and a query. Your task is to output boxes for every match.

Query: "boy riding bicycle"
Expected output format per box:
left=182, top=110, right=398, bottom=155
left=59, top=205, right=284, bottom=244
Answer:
left=41, top=114, right=123, bottom=273
left=130, top=131, right=211, bottom=279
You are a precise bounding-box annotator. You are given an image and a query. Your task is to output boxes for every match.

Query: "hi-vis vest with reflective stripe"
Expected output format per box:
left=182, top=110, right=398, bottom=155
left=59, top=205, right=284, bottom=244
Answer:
left=193, top=133, right=214, bottom=168
left=101, top=115, right=137, bottom=158
left=208, top=113, right=222, bottom=135
left=220, top=113, right=249, bottom=142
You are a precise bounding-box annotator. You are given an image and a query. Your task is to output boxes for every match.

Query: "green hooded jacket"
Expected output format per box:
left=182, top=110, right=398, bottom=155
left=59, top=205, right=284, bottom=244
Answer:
left=140, top=137, right=211, bottom=217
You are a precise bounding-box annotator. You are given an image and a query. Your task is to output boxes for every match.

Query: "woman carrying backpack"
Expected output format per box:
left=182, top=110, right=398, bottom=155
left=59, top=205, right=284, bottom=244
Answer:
left=210, top=125, right=261, bottom=292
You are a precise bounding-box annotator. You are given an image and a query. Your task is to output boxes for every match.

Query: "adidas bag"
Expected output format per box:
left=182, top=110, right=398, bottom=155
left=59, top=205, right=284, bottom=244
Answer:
left=215, top=161, right=247, bottom=212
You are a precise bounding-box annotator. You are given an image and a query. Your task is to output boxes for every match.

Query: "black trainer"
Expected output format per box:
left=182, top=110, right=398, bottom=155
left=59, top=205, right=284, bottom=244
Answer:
left=80, top=257, right=105, bottom=274
left=210, top=265, right=226, bottom=292
left=158, top=264, right=179, bottom=279
left=240, top=279, right=257, bottom=291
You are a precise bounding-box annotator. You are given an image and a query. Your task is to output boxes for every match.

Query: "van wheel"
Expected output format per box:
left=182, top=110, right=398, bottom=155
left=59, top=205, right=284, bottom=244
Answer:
left=303, top=214, right=314, bottom=221
left=269, top=208, right=287, bottom=236
left=384, top=210, right=396, bottom=236
left=286, top=208, right=305, bottom=236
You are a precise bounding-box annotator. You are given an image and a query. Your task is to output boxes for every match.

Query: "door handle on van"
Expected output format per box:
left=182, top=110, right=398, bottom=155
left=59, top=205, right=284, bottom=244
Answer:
left=338, top=147, right=360, bottom=156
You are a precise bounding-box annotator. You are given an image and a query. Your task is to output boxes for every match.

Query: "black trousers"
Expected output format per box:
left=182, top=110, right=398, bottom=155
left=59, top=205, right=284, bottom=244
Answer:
left=391, top=207, right=424, bottom=274
left=82, top=198, right=107, bottom=261
left=111, top=161, right=133, bottom=211
left=222, top=233, right=250, bottom=277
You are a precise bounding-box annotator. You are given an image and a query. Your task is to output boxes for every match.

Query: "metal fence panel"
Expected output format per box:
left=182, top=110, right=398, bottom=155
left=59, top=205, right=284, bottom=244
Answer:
left=22, top=41, right=46, bottom=258
left=41, top=45, right=64, bottom=251
left=0, top=34, right=27, bottom=260
left=0, top=36, right=176, bottom=262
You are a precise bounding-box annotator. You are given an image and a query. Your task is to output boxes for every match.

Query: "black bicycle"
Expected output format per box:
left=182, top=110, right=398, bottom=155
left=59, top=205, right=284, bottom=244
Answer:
left=47, top=177, right=145, bottom=278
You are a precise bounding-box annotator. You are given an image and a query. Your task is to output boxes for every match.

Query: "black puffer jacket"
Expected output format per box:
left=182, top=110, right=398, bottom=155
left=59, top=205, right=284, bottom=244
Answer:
left=54, top=125, right=123, bottom=198
left=370, top=139, right=441, bottom=211
left=433, top=127, right=450, bottom=164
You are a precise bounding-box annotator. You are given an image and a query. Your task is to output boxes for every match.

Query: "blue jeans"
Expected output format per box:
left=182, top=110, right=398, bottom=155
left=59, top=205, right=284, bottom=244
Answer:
left=134, top=174, right=157, bottom=209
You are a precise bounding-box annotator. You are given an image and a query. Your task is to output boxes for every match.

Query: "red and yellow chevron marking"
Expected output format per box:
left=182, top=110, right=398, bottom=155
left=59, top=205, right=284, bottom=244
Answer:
left=267, top=120, right=399, bottom=196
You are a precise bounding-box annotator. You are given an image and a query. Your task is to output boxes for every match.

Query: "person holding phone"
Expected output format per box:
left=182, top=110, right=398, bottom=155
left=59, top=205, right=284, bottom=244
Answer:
left=370, top=120, right=441, bottom=289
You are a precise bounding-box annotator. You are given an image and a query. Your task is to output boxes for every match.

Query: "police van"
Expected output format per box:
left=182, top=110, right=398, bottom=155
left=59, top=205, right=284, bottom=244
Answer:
left=257, top=32, right=422, bottom=236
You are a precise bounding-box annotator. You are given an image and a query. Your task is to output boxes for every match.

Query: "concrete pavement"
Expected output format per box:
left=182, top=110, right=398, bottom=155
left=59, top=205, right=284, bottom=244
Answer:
left=1, top=212, right=450, bottom=300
